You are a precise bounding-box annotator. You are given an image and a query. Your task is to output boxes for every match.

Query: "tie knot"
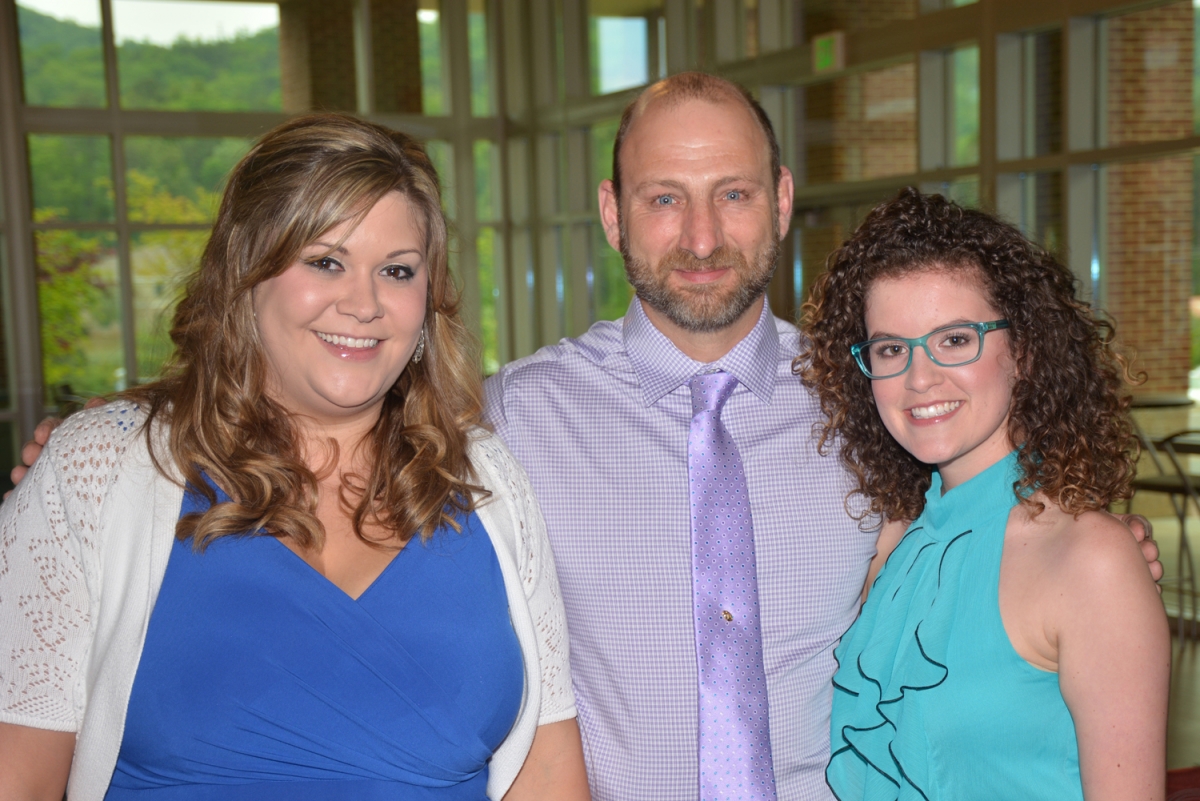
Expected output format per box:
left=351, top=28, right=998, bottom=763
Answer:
left=689, top=371, right=739, bottom=416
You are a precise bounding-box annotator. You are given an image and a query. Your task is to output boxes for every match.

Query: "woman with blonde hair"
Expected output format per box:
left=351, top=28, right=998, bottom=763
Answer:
left=0, top=114, right=588, bottom=801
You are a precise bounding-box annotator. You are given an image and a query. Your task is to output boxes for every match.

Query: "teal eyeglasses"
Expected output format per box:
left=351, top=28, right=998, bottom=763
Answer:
left=850, top=320, right=1010, bottom=379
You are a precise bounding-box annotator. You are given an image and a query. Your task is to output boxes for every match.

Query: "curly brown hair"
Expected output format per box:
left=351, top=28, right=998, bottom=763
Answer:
left=126, top=113, right=485, bottom=549
left=796, top=187, right=1137, bottom=523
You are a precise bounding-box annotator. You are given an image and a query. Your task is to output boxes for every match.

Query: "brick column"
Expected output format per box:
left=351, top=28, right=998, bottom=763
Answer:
left=801, top=62, right=916, bottom=184
left=370, top=0, right=423, bottom=114
left=799, top=0, right=917, bottom=184
left=278, top=0, right=358, bottom=112
left=1104, top=1, right=1194, bottom=393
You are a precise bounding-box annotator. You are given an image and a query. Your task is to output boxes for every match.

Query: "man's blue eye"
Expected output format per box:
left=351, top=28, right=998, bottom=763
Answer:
left=726, top=191, right=742, bottom=201
left=655, top=196, right=674, bottom=205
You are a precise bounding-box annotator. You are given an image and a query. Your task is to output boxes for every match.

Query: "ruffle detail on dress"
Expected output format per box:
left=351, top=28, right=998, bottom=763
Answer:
left=827, top=525, right=975, bottom=801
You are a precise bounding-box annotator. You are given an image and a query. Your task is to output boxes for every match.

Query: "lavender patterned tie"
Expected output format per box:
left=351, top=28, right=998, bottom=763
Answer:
left=688, top=371, right=776, bottom=801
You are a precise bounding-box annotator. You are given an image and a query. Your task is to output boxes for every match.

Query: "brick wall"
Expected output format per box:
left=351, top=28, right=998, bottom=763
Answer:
left=371, top=0, right=423, bottom=114
left=1106, top=157, right=1193, bottom=393
left=1106, top=2, right=1193, bottom=147
left=802, top=61, right=916, bottom=184
left=279, top=0, right=357, bottom=111
left=278, top=0, right=423, bottom=114
left=1104, top=1, right=1194, bottom=393
left=801, top=0, right=914, bottom=37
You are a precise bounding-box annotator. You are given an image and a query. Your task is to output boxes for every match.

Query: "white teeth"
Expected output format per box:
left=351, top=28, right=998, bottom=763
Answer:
left=911, top=401, right=962, bottom=420
left=316, top=332, right=378, bottom=349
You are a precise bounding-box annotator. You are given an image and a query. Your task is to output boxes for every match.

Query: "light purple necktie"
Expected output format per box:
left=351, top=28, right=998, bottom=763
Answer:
left=688, top=371, right=776, bottom=801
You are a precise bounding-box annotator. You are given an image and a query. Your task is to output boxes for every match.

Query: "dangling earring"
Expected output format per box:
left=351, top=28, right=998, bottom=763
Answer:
left=411, top=329, right=426, bottom=363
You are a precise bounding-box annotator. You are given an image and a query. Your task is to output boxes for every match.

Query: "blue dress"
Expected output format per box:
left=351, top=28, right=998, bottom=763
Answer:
left=827, top=452, right=1083, bottom=801
left=105, top=480, right=524, bottom=800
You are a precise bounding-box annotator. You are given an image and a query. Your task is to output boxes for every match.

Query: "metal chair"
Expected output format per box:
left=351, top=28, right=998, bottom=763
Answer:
left=1131, top=429, right=1200, bottom=639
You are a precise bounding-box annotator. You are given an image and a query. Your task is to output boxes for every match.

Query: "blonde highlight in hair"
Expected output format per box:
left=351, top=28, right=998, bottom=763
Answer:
left=125, top=113, right=485, bottom=549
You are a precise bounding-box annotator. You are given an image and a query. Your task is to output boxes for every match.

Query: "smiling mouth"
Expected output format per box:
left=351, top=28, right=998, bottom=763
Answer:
left=316, top=332, right=379, bottom=349
left=675, top=268, right=729, bottom=284
left=910, top=400, right=962, bottom=420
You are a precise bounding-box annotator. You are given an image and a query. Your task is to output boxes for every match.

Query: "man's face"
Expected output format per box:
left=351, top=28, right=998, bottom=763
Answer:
left=599, top=97, right=793, bottom=335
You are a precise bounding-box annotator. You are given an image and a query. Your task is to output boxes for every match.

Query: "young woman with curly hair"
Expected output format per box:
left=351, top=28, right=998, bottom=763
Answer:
left=799, top=188, right=1168, bottom=801
left=0, top=114, right=588, bottom=801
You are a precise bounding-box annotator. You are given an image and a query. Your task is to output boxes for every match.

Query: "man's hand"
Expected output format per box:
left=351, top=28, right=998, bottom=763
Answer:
left=1115, top=513, right=1163, bottom=585
left=8, top=417, right=60, bottom=491
left=6, top=399, right=105, bottom=497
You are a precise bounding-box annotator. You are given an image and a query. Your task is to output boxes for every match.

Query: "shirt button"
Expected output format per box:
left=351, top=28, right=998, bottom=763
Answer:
left=722, top=610, right=733, bottom=622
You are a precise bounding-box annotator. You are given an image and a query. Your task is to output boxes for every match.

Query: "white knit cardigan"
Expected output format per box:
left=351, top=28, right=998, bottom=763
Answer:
left=0, top=402, right=575, bottom=800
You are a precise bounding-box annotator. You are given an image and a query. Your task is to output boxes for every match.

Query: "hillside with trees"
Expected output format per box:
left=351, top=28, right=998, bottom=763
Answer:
left=17, top=4, right=280, bottom=110
left=17, top=5, right=275, bottom=395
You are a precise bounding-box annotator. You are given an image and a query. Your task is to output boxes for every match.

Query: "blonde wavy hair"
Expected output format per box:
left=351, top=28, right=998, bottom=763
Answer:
left=126, top=113, right=485, bottom=549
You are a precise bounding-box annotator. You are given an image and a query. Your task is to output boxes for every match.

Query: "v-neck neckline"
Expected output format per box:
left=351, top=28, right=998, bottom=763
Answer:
left=269, top=535, right=411, bottom=603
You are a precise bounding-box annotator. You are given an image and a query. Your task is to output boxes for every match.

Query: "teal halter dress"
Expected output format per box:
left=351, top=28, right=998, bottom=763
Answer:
left=827, top=452, right=1083, bottom=801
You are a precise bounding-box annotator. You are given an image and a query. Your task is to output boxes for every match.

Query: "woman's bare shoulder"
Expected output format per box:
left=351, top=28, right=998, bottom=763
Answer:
left=1001, top=498, right=1164, bottom=671
left=1010, top=498, right=1155, bottom=599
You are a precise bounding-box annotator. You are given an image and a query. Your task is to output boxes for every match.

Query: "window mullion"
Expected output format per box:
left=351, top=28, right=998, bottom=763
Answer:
left=99, top=0, right=136, bottom=387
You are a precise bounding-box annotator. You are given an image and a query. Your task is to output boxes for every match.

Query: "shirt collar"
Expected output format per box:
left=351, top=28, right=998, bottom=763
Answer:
left=622, top=297, right=780, bottom=407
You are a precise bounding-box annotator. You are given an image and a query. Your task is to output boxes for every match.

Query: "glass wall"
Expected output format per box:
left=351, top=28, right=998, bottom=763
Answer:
left=589, top=118, right=631, bottom=321
left=792, top=62, right=918, bottom=187
left=589, top=0, right=664, bottom=94
left=419, top=1, right=447, bottom=114
left=1093, top=2, right=1195, bottom=393
left=469, top=0, right=493, bottom=115
left=0, top=119, right=14, bottom=490
left=28, top=133, right=120, bottom=400
left=112, top=0, right=280, bottom=111
left=5, top=0, right=1200, bottom=760
left=16, top=0, right=105, bottom=107
left=7, top=0, right=1200, bottom=428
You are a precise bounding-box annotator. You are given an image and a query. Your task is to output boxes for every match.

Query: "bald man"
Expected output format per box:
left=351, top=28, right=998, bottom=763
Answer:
left=483, top=73, right=872, bottom=801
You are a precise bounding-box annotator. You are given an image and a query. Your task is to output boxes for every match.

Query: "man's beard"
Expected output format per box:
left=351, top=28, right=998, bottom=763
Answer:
left=620, top=233, right=779, bottom=334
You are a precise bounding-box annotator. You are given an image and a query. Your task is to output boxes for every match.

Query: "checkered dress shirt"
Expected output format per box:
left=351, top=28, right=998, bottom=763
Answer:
left=483, top=299, right=879, bottom=801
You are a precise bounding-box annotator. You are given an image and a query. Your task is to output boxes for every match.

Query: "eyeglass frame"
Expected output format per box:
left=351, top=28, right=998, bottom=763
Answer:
left=850, top=320, right=1011, bottom=379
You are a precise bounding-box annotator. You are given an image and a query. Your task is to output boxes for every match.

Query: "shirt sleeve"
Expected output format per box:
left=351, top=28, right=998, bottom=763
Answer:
left=481, top=371, right=513, bottom=446
left=518, top=469, right=576, bottom=725
left=0, top=427, right=95, bottom=731
left=473, top=432, right=576, bottom=725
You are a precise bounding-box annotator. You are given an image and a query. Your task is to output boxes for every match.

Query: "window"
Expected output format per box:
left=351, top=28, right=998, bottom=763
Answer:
left=796, top=62, right=918, bottom=186
left=419, top=1, right=447, bottom=115
left=713, top=0, right=795, bottom=63
left=589, top=0, right=664, bottom=94
left=126, top=136, right=248, bottom=378
left=589, top=119, right=630, bottom=321
left=17, top=0, right=106, bottom=108
left=1102, top=1, right=1193, bottom=147
left=469, top=0, right=493, bottom=116
left=112, top=0, right=280, bottom=111
left=997, top=28, right=1061, bottom=160
left=8, top=0, right=1200, bottom=428
left=0, top=149, right=16, bottom=490
left=474, top=139, right=502, bottom=369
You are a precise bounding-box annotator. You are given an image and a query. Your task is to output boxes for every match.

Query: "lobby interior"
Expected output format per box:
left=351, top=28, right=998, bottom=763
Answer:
left=1, top=0, right=1198, bottom=776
